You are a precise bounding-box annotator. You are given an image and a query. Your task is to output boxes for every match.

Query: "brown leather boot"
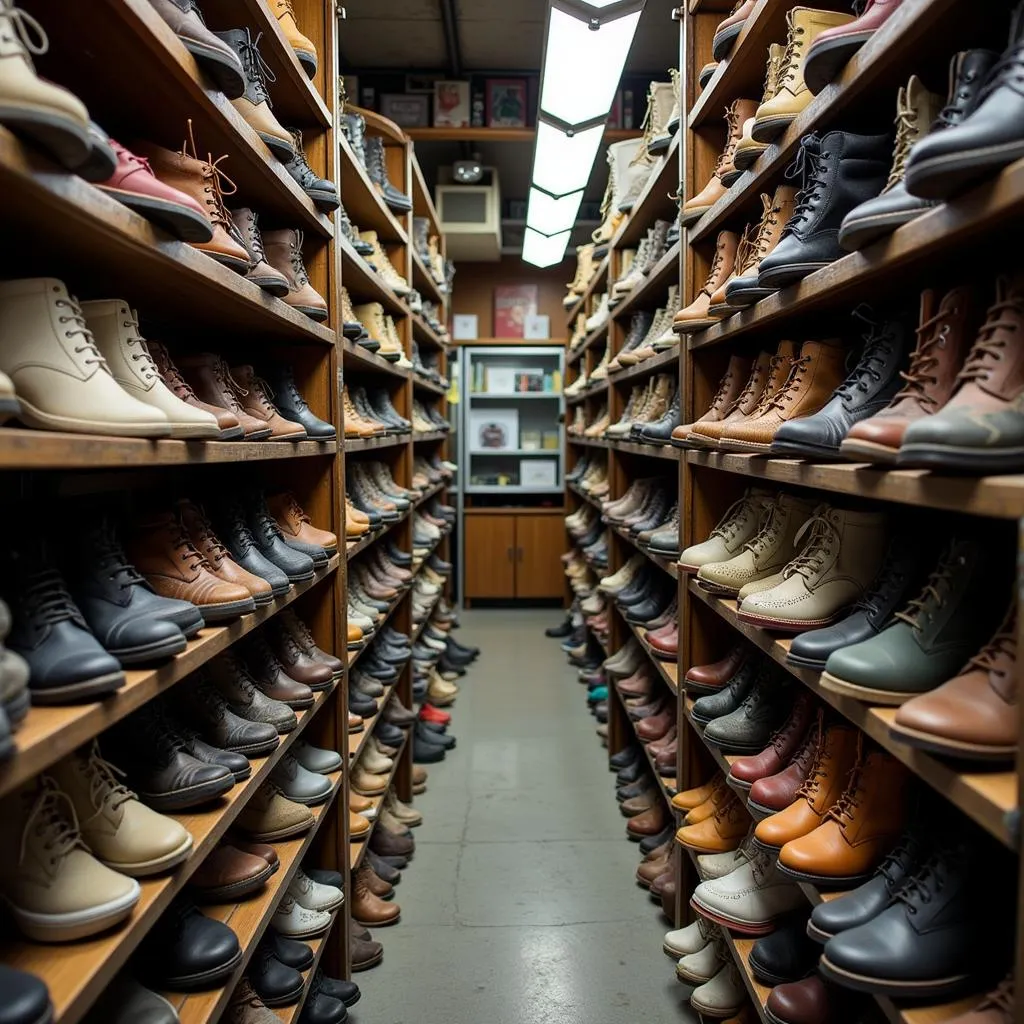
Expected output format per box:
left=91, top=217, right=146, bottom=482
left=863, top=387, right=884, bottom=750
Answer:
left=351, top=865, right=400, bottom=926
left=267, top=620, right=334, bottom=690
left=840, top=286, right=982, bottom=463
left=179, top=499, right=273, bottom=607
left=689, top=342, right=797, bottom=448
left=672, top=352, right=752, bottom=446
left=682, top=98, right=757, bottom=225
left=263, top=229, right=328, bottom=321
left=673, top=231, right=740, bottom=334
left=722, top=185, right=798, bottom=309
left=241, top=633, right=315, bottom=709
left=177, top=354, right=271, bottom=440
left=360, top=862, right=394, bottom=898
left=754, top=721, right=859, bottom=850
left=229, top=364, right=306, bottom=441
left=343, top=386, right=385, bottom=438
left=268, top=492, right=338, bottom=554
left=279, top=608, right=344, bottom=677
left=684, top=646, right=749, bottom=696
left=129, top=510, right=255, bottom=621
left=718, top=339, right=846, bottom=452
left=671, top=775, right=723, bottom=813
left=748, top=712, right=821, bottom=819
left=626, top=800, right=668, bottom=838
left=777, top=738, right=910, bottom=886
left=148, top=341, right=243, bottom=440
left=229, top=207, right=289, bottom=296
left=675, top=790, right=747, bottom=854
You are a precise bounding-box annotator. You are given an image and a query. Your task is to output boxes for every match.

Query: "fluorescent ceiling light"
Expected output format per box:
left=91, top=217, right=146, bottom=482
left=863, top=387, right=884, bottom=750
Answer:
left=540, top=7, right=642, bottom=126
left=523, top=227, right=572, bottom=268
left=531, top=120, right=604, bottom=198
left=527, top=187, right=585, bottom=236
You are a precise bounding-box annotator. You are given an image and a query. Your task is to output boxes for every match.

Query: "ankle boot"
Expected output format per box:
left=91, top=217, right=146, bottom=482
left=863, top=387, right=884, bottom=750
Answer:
left=364, top=135, right=412, bottom=212
left=230, top=207, right=290, bottom=296
left=149, top=343, right=243, bottom=439
left=263, top=229, right=328, bottom=321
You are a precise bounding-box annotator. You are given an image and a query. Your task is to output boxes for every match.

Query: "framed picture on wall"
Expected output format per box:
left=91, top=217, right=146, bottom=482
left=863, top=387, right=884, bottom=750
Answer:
left=486, top=78, right=527, bottom=127
left=380, top=94, right=430, bottom=128
left=494, top=284, right=538, bottom=338
left=434, top=81, right=471, bottom=127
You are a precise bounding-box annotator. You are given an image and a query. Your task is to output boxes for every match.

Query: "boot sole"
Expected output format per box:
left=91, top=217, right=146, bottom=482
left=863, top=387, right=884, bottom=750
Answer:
left=818, top=956, right=974, bottom=999
left=257, top=132, right=296, bottom=161
left=711, top=21, right=743, bottom=60
left=819, top=669, right=917, bottom=706
left=14, top=396, right=171, bottom=437
left=4, top=886, right=138, bottom=943
left=750, top=114, right=796, bottom=144
left=198, top=597, right=258, bottom=623
left=306, top=188, right=340, bottom=211
left=259, top=979, right=307, bottom=1007
left=837, top=205, right=927, bottom=252
left=109, top=633, right=188, bottom=665
left=3, top=687, right=30, bottom=727
left=769, top=438, right=843, bottom=460
left=756, top=260, right=831, bottom=290
left=292, top=305, right=330, bottom=322
left=97, top=186, right=214, bottom=242
left=897, top=440, right=1024, bottom=473
left=351, top=950, right=384, bottom=972
left=904, top=137, right=1024, bottom=200
left=736, top=609, right=842, bottom=632
left=802, top=31, right=874, bottom=96
left=352, top=913, right=401, bottom=927
left=885, top=720, right=1016, bottom=762
left=0, top=105, right=91, bottom=169
left=30, top=671, right=125, bottom=704
left=733, top=145, right=768, bottom=172
left=204, top=249, right=253, bottom=274
left=160, top=948, right=244, bottom=991
left=838, top=436, right=900, bottom=464
left=101, top=831, right=194, bottom=877
left=140, top=773, right=235, bottom=811
left=247, top=273, right=291, bottom=298
left=225, top=736, right=281, bottom=757
left=689, top=895, right=779, bottom=936
left=282, top=785, right=334, bottom=806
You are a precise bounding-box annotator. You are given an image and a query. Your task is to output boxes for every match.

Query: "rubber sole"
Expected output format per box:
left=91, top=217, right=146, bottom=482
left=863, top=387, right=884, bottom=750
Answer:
left=14, top=395, right=171, bottom=437
left=351, top=950, right=384, bottom=972
left=282, top=785, right=334, bottom=807
left=3, top=687, right=31, bottom=727
left=837, top=205, right=926, bottom=252
left=736, top=609, right=843, bottom=633
left=110, top=633, right=189, bottom=666
left=689, top=895, right=779, bottom=936
left=886, top=720, right=1015, bottom=762
left=101, top=832, right=194, bottom=877
left=161, top=947, right=244, bottom=991
left=5, top=882, right=139, bottom=942
left=294, top=305, right=330, bottom=322
left=198, top=597, right=257, bottom=623
left=904, top=137, right=1024, bottom=201
left=775, top=860, right=871, bottom=888
left=98, top=185, right=214, bottom=242
left=225, top=735, right=280, bottom=758
left=192, top=861, right=280, bottom=902
left=745, top=798, right=779, bottom=822
left=819, top=669, right=914, bottom=705
left=818, top=955, right=972, bottom=999
left=0, top=394, right=20, bottom=422
left=260, top=979, right=306, bottom=1007
left=29, top=671, right=125, bottom=704
left=711, top=20, right=743, bottom=61
left=0, top=104, right=91, bottom=169
left=247, top=273, right=291, bottom=298
left=141, top=772, right=235, bottom=811
left=897, top=441, right=1024, bottom=473
left=733, top=144, right=768, bottom=172
left=258, top=132, right=296, bottom=161
left=750, top=114, right=796, bottom=145
left=769, top=438, right=843, bottom=461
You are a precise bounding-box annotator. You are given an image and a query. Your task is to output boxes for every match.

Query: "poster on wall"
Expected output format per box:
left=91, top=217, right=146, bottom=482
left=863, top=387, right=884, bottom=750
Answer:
left=494, top=284, right=538, bottom=338
left=433, top=81, right=471, bottom=127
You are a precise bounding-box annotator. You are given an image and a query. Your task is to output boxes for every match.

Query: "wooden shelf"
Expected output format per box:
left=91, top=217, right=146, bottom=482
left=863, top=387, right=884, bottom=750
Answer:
left=199, top=0, right=332, bottom=129
left=405, top=126, right=641, bottom=144
left=2, top=688, right=334, bottom=1024
left=412, top=376, right=448, bottom=396
left=339, top=235, right=409, bottom=317
left=567, top=480, right=606, bottom=512
left=607, top=438, right=681, bottom=461
left=724, top=934, right=774, bottom=1024
left=568, top=322, right=610, bottom=368
left=350, top=684, right=394, bottom=763
left=689, top=0, right=969, bottom=244
left=565, top=380, right=610, bottom=406
left=0, top=559, right=338, bottom=800
left=0, top=432, right=335, bottom=471
left=412, top=249, right=446, bottom=306
left=687, top=451, right=1024, bottom=520
left=345, top=433, right=412, bottom=453
left=612, top=132, right=682, bottom=248
left=339, top=134, right=409, bottom=244
left=349, top=731, right=410, bottom=870
left=607, top=346, right=679, bottom=385
left=613, top=524, right=679, bottom=579
left=565, top=252, right=611, bottom=328
left=612, top=241, right=681, bottom=322
left=0, top=128, right=336, bottom=347
left=411, top=152, right=442, bottom=235
left=411, top=312, right=447, bottom=350
left=413, top=429, right=449, bottom=443
left=567, top=435, right=611, bottom=449
left=169, top=772, right=343, bottom=1024
left=341, top=337, right=412, bottom=379
left=272, top=929, right=331, bottom=1023
left=687, top=581, right=1018, bottom=848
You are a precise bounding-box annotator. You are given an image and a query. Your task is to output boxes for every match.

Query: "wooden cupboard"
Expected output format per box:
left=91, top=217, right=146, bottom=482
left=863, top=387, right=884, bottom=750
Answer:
left=463, top=509, right=565, bottom=600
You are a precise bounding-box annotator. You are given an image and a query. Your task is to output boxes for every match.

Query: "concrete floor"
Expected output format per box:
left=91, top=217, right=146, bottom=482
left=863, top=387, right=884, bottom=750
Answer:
left=353, top=609, right=697, bottom=1024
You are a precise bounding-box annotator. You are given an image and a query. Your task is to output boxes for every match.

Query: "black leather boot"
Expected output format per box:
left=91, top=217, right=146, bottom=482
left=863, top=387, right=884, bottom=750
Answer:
left=266, top=364, right=336, bottom=440
left=637, top=388, right=681, bottom=445
left=283, top=129, right=340, bottom=211
left=364, top=136, right=413, bottom=213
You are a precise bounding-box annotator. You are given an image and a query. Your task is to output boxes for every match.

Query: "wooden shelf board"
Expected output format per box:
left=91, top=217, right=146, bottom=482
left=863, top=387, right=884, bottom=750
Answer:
left=411, top=376, right=448, bottom=398
left=612, top=133, right=682, bottom=248
left=607, top=346, right=680, bottom=386
left=345, top=433, right=412, bottom=453
left=341, top=337, right=412, bottom=379
left=0, top=560, right=338, bottom=800
left=607, top=438, right=681, bottom=462
left=411, top=248, right=446, bottom=306
left=412, top=429, right=449, bottom=443
left=612, top=241, right=682, bottom=323
left=568, top=436, right=611, bottom=449
left=0, top=129, right=336, bottom=347
left=410, top=153, right=442, bottom=234
left=170, top=772, right=343, bottom=1024
left=565, top=381, right=610, bottom=406
left=348, top=732, right=410, bottom=871
left=687, top=581, right=1018, bottom=848
left=411, top=312, right=447, bottom=350
left=3, top=688, right=334, bottom=1024
left=339, top=135, right=409, bottom=244
left=724, top=934, right=774, bottom=1024
left=687, top=451, right=1024, bottom=520
left=565, top=252, right=611, bottom=329
left=567, top=480, right=606, bottom=513
left=339, top=236, right=409, bottom=317
left=614, top=524, right=680, bottom=579
left=689, top=0, right=971, bottom=243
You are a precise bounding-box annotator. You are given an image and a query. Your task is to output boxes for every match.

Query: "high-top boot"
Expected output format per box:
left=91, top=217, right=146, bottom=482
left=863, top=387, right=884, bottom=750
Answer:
left=0, top=279, right=172, bottom=437
left=342, top=386, right=383, bottom=438
left=650, top=69, right=681, bottom=154
left=738, top=505, right=888, bottom=631
left=265, top=0, right=318, bottom=75
left=686, top=351, right=775, bottom=448
left=214, top=28, right=294, bottom=159
left=682, top=98, right=757, bottom=225
left=148, top=341, right=242, bottom=440
left=708, top=221, right=757, bottom=317
left=359, top=231, right=411, bottom=295
left=724, top=185, right=798, bottom=307
left=697, top=492, right=818, bottom=597
left=841, top=286, right=982, bottom=463
left=340, top=287, right=372, bottom=343
left=619, top=81, right=673, bottom=210
left=364, top=135, right=412, bottom=212
left=413, top=217, right=432, bottom=263
left=772, top=309, right=912, bottom=459
left=177, top=353, right=272, bottom=440
left=148, top=0, right=245, bottom=97
left=672, top=353, right=754, bottom=446
left=673, top=231, right=739, bottom=333
left=229, top=207, right=290, bottom=296
left=229, top=364, right=307, bottom=441
left=342, top=111, right=367, bottom=167
left=263, top=229, right=328, bottom=321
left=752, top=6, right=855, bottom=142
left=758, top=132, right=890, bottom=290
left=265, top=363, right=336, bottom=441
left=593, top=140, right=639, bottom=250
left=718, top=339, right=847, bottom=452
left=842, top=50, right=998, bottom=249
left=80, top=300, right=220, bottom=439
left=0, top=0, right=92, bottom=167
left=133, top=128, right=252, bottom=272
left=637, top=387, right=681, bottom=445
left=733, top=44, right=785, bottom=173
left=283, top=129, right=339, bottom=210
left=839, top=76, right=944, bottom=251
left=678, top=487, right=773, bottom=573
left=629, top=375, right=672, bottom=433
left=712, top=0, right=756, bottom=60
left=623, top=288, right=678, bottom=363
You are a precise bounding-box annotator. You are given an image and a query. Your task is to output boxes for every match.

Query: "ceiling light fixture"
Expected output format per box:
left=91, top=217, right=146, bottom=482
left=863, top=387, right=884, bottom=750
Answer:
left=523, top=0, right=646, bottom=267
left=522, top=227, right=574, bottom=268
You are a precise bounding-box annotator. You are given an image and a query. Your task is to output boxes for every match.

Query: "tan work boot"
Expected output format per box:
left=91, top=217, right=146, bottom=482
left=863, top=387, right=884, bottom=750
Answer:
left=342, top=385, right=385, bottom=437
left=0, top=0, right=91, bottom=167
left=708, top=223, right=757, bottom=318
left=717, top=339, right=846, bottom=453
left=620, top=79, right=674, bottom=209
left=696, top=493, right=818, bottom=596
left=360, top=230, right=412, bottom=295
left=738, top=506, right=888, bottom=631
left=686, top=349, right=780, bottom=449
left=264, top=0, right=318, bottom=75
left=673, top=231, right=739, bottom=334
left=672, top=353, right=753, bottom=447
left=263, top=229, right=328, bottom=321
left=733, top=44, right=786, bottom=173
left=721, top=186, right=798, bottom=309
left=752, top=8, right=855, bottom=142
left=564, top=243, right=596, bottom=308
left=650, top=68, right=682, bottom=154
left=678, top=486, right=773, bottom=573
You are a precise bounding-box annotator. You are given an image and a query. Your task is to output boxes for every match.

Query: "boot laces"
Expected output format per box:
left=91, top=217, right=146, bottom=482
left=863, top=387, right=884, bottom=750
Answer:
left=975, top=978, right=1015, bottom=1013
left=239, top=209, right=268, bottom=261
left=236, top=29, right=276, bottom=104
left=1, top=2, right=47, bottom=60
left=769, top=702, right=805, bottom=754
left=786, top=509, right=839, bottom=580
left=886, top=89, right=921, bottom=189
left=765, top=354, right=811, bottom=413
left=892, top=304, right=956, bottom=407
left=834, top=309, right=895, bottom=403
left=186, top=503, right=231, bottom=564
left=212, top=358, right=246, bottom=412
left=827, top=749, right=868, bottom=828
left=192, top=680, right=229, bottom=723
left=121, top=309, right=160, bottom=384
left=955, top=284, right=1022, bottom=384
left=967, top=607, right=1016, bottom=674
left=152, top=347, right=200, bottom=402
left=894, top=544, right=961, bottom=631
left=92, top=521, right=146, bottom=589
left=83, top=740, right=136, bottom=813
left=762, top=48, right=783, bottom=100
left=181, top=120, right=237, bottom=230
left=164, top=511, right=210, bottom=575
left=853, top=541, right=908, bottom=614
left=876, top=833, right=918, bottom=888
left=21, top=777, right=85, bottom=867
left=777, top=10, right=805, bottom=90
left=22, top=568, right=85, bottom=629
left=711, top=491, right=759, bottom=543
left=285, top=231, right=311, bottom=284
left=55, top=295, right=106, bottom=370
left=795, top=727, right=831, bottom=799
left=138, top=703, right=192, bottom=766
left=287, top=129, right=318, bottom=186
left=894, top=849, right=959, bottom=911
left=701, top=239, right=728, bottom=293
left=110, top=139, right=154, bottom=176
left=784, top=135, right=828, bottom=231
left=223, top=502, right=256, bottom=554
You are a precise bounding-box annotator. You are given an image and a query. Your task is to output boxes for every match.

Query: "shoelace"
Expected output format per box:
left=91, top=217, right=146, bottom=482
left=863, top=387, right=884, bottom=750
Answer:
left=212, top=358, right=247, bottom=412
left=164, top=511, right=209, bottom=575
left=875, top=833, right=919, bottom=889
left=120, top=309, right=161, bottom=384
left=284, top=230, right=311, bottom=284
left=746, top=192, right=782, bottom=266
left=967, top=607, right=1016, bottom=674
left=852, top=544, right=907, bottom=615
left=152, top=347, right=202, bottom=403
left=700, top=238, right=729, bottom=294
left=894, top=849, right=959, bottom=911
left=55, top=294, right=106, bottom=369
left=222, top=502, right=256, bottom=555
left=21, top=568, right=84, bottom=629
left=977, top=21, right=1024, bottom=103
left=935, top=59, right=985, bottom=129
left=2, top=2, right=47, bottom=58
left=20, top=776, right=84, bottom=867
left=181, top=121, right=237, bottom=231
left=761, top=47, right=783, bottom=101
left=886, top=88, right=922, bottom=188
left=894, top=543, right=961, bottom=631
left=776, top=10, right=806, bottom=91
left=747, top=353, right=792, bottom=416
left=82, top=741, right=136, bottom=813
left=764, top=353, right=811, bottom=413
left=784, top=135, right=828, bottom=233
left=785, top=509, right=838, bottom=580
left=955, top=286, right=1023, bottom=384
left=741, top=497, right=786, bottom=557
left=974, top=978, right=1015, bottom=1013
left=710, top=491, right=760, bottom=545
left=286, top=128, right=318, bottom=186
left=192, top=680, right=229, bottom=723
left=109, top=139, right=155, bottom=177
left=833, top=313, right=898, bottom=403
left=827, top=748, right=869, bottom=828
left=91, top=521, right=146, bottom=589
left=186, top=503, right=231, bottom=564
left=238, top=208, right=269, bottom=261
left=794, top=728, right=832, bottom=799
left=235, top=29, right=276, bottom=104
left=891, top=302, right=957, bottom=407
left=138, top=702, right=193, bottom=766
left=768, top=704, right=806, bottom=755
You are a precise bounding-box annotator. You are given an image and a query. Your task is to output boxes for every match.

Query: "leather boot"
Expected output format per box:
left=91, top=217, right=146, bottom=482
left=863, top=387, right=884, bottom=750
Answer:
left=263, top=229, right=328, bottom=321
left=675, top=790, right=748, bottom=854
left=717, top=339, right=846, bottom=452
left=840, top=287, right=981, bottom=463
left=147, top=0, right=245, bottom=97
left=778, top=738, right=910, bottom=886
left=733, top=45, right=785, bottom=173
left=682, top=99, right=756, bottom=225
left=723, top=186, right=798, bottom=308
left=178, top=353, right=272, bottom=440
left=804, top=0, right=905, bottom=94
left=729, top=691, right=814, bottom=791
left=350, top=865, right=400, bottom=926
left=230, top=208, right=290, bottom=296
left=748, top=714, right=820, bottom=819
left=672, top=231, right=739, bottom=333
left=269, top=493, right=337, bottom=556
left=679, top=487, right=772, bottom=574
left=359, top=231, right=411, bottom=295
left=712, top=0, right=756, bottom=59
left=229, top=365, right=306, bottom=441
left=215, top=28, right=294, bottom=159
left=685, top=646, right=749, bottom=698
left=148, top=341, right=243, bottom=440
left=752, top=6, right=855, bottom=141
left=265, top=0, right=318, bottom=74
left=284, top=129, right=339, bottom=210
left=364, top=135, right=412, bottom=212
left=80, top=300, right=220, bottom=439
left=672, top=353, right=754, bottom=446
left=625, top=800, right=668, bottom=838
